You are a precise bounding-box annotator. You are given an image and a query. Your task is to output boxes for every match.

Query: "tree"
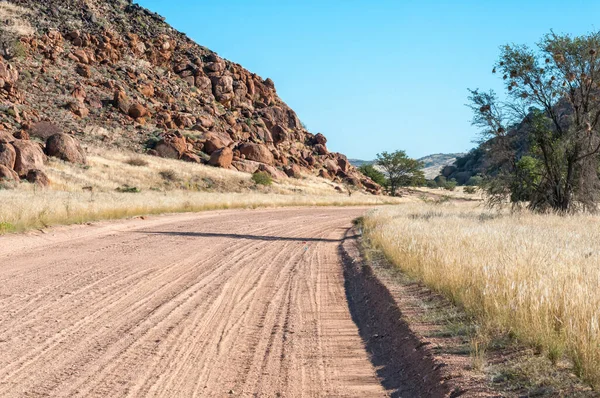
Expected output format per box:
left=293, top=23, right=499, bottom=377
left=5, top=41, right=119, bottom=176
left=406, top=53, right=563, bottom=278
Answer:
left=468, top=31, right=600, bottom=212
left=358, top=164, right=387, bottom=187
left=376, top=150, right=424, bottom=196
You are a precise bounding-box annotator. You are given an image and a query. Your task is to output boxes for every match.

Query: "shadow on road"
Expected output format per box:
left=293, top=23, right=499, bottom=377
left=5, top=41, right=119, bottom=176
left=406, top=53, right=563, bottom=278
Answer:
left=137, top=230, right=359, bottom=243
left=339, top=229, right=451, bottom=398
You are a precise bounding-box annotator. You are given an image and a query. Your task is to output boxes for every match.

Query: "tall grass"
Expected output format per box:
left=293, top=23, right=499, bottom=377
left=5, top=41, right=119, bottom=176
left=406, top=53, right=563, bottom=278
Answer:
left=0, top=189, right=400, bottom=234
left=363, top=203, right=600, bottom=388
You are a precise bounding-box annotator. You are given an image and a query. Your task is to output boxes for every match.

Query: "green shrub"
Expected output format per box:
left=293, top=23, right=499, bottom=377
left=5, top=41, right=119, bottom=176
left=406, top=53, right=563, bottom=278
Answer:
left=466, top=175, right=484, bottom=187
left=426, top=179, right=438, bottom=189
left=443, top=179, right=457, bottom=191
left=358, top=164, right=387, bottom=187
left=115, top=185, right=140, bottom=193
left=252, top=171, right=272, bottom=186
left=464, top=186, right=477, bottom=194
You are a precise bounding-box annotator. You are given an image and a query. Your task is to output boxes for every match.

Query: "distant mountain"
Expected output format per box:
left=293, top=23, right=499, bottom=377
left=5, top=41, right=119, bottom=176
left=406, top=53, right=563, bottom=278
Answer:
left=348, top=159, right=373, bottom=167
left=350, top=154, right=464, bottom=180
left=418, top=153, right=465, bottom=179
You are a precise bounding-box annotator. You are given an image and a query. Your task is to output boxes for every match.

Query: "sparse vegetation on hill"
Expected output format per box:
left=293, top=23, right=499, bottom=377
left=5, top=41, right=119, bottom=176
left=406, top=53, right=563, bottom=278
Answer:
left=0, top=0, right=383, bottom=207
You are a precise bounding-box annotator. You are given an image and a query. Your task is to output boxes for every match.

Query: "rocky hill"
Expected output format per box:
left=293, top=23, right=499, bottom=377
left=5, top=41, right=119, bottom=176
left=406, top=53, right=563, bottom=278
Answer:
left=0, top=0, right=381, bottom=194
left=417, top=153, right=464, bottom=179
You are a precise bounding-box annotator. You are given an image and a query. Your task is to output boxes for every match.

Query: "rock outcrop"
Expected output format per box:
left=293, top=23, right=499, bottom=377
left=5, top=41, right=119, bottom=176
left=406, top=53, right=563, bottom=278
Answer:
left=0, top=0, right=382, bottom=194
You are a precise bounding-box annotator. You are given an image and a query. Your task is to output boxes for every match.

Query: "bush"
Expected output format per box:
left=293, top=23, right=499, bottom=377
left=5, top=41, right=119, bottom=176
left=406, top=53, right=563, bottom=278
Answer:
left=358, top=164, right=387, bottom=187
left=443, top=179, right=457, bottom=191
left=159, top=169, right=179, bottom=182
left=115, top=185, right=140, bottom=193
left=466, top=175, right=483, bottom=187
left=125, top=157, right=149, bottom=167
left=426, top=179, right=438, bottom=189
left=464, top=186, right=477, bottom=194
left=252, top=171, right=272, bottom=186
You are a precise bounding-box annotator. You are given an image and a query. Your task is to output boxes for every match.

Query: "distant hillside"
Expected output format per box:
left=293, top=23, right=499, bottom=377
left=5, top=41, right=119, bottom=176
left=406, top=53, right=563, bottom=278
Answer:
left=348, top=159, right=373, bottom=167
left=418, top=153, right=464, bottom=179
left=351, top=154, right=464, bottom=180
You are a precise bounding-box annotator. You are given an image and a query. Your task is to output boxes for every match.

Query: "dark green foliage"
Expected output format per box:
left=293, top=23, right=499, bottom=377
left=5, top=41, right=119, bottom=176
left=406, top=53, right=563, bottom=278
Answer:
left=115, top=185, right=141, bottom=193
left=358, top=164, right=387, bottom=187
left=376, top=150, right=424, bottom=196
left=468, top=30, right=600, bottom=212
left=252, top=171, right=272, bottom=186
left=466, top=175, right=484, bottom=186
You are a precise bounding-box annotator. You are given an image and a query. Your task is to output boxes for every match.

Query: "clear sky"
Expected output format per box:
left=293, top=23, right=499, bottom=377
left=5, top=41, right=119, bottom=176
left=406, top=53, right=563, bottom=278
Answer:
left=137, top=0, right=600, bottom=159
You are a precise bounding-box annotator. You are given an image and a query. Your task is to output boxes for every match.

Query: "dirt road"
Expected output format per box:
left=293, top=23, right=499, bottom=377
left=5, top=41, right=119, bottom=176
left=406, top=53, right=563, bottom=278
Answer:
left=0, top=207, right=389, bottom=397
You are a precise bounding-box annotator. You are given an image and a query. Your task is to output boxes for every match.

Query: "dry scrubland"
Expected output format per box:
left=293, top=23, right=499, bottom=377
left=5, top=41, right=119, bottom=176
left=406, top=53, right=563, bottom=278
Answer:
left=363, top=202, right=600, bottom=388
left=0, top=147, right=401, bottom=233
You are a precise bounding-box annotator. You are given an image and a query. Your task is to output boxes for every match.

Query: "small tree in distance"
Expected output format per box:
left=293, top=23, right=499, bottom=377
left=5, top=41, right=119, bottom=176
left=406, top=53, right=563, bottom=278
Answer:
left=376, top=150, right=424, bottom=196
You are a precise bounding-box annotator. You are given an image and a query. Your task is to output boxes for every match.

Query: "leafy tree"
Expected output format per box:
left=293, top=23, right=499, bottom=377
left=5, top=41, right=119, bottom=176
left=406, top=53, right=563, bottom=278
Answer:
left=358, top=164, right=387, bottom=187
left=468, top=31, right=600, bottom=212
left=376, top=150, right=424, bottom=196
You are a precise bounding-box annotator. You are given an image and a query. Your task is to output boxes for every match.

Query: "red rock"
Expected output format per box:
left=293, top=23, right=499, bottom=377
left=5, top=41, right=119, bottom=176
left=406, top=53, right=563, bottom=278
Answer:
left=0, top=130, right=15, bottom=143
left=209, top=147, right=233, bottom=168
left=284, top=164, right=302, bottom=178
left=238, top=143, right=274, bottom=165
left=232, top=159, right=261, bottom=174
left=154, top=132, right=187, bottom=159
left=0, top=164, right=18, bottom=182
left=314, top=144, right=328, bottom=155
left=45, top=133, right=87, bottom=164
left=0, top=142, right=17, bottom=169
left=314, top=133, right=327, bottom=145
left=26, top=169, right=50, bottom=187
left=12, top=140, right=47, bottom=177
left=181, top=152, right=201, bottom=163
left=128, top=103, right=148, bottom=119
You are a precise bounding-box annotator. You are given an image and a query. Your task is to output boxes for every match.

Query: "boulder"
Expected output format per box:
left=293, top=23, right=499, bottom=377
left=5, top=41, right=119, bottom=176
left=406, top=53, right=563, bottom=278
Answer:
left=315, top=133, right=327, bottom=145
left=153, top=132, right=187, bottom=159
left=113, top=89, right=130, bottom=114
left=337, top=157, right=350, bottom=173
left=12, top=140, right=47, bottom=177
left=258, top=163, right=286, bottom=179
left=26, top=169, right=50, bottom=187
left=0, top=61, right=18, bottom=89
left=284, top=164, right=302, bottom=178
left=0, top=164, right=18, bottom=181
left=45, top=133, right=87, bottom=164
left=271, top=125, right=288, bottom=144
left=238, top=143, right=274, bottom=165
left=202, top=133, right=227, bottom=154
left=314, top=144, right=328, bottom=155
left=319, top=169, right=332, bottom=180
left=209, top=147, right=233, bottom=168
left=0, top=142, right=16, bottom=169
left=211, top=75, right=234, bottom=103
left=0, top=130, right=15, bottom=144
left=128, top=103, right=148, bottom=119
left=232, top=159, right=261, bottom=174
left=181, top=152, right=201, bottom=163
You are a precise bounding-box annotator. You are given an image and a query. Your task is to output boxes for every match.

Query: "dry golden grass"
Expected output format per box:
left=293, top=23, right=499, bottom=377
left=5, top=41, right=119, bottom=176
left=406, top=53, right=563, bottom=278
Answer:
left=0, top=147, right=402, bottom=233
left=363, top=201, right=600, bottom=388
left=0, top=2, right=34, bottom=36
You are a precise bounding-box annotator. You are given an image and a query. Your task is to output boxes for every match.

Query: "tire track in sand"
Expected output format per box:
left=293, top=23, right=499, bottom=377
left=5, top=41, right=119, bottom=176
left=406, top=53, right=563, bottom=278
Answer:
left=0, top=208, right=388, bottom=397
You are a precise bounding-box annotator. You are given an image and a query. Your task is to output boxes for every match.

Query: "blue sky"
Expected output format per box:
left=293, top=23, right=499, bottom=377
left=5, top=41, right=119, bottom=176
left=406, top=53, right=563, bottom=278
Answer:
left=137, top=0, right=600, bottom=159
